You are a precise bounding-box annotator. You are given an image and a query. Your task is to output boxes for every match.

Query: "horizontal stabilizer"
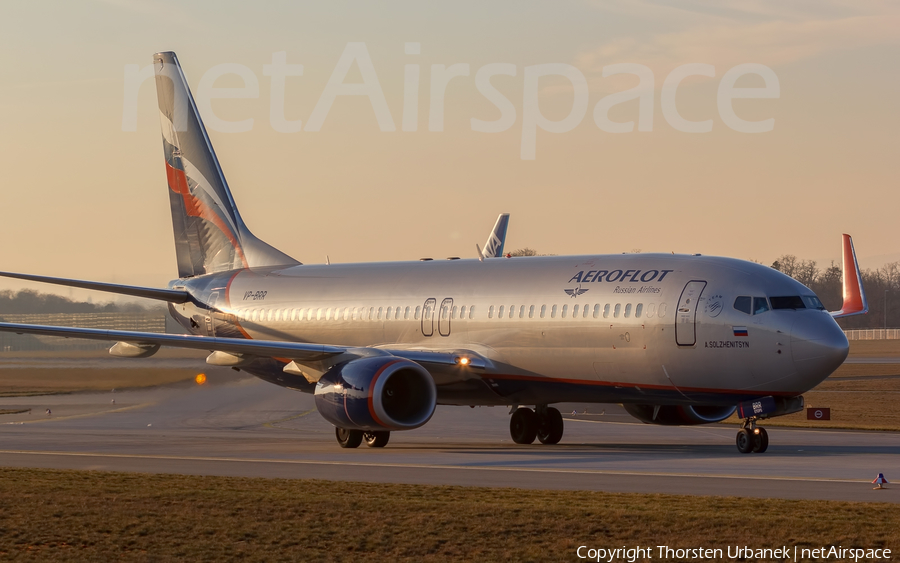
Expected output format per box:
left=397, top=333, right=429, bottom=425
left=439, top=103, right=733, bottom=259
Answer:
left=0, top=271, right=191, bottom=303
left=830, top=234, right=868, bottom=318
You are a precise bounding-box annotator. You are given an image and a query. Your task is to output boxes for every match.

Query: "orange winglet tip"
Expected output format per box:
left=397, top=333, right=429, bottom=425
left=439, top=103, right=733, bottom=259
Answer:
left=830, top=233, right=868, bottom=318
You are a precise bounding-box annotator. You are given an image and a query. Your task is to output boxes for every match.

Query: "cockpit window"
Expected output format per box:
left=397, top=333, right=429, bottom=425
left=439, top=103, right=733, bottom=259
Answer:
left=734, top=296, right=751, bottom=314
left=753, top=297, right=770, bottom=315
left=801, top=295, right=825, bottom=310
left=770, top=296, right=806, bottom=310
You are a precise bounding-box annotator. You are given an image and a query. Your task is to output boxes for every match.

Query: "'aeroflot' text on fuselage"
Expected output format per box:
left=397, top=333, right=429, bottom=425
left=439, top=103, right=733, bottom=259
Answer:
left=568, top=269, right=675, bottom=284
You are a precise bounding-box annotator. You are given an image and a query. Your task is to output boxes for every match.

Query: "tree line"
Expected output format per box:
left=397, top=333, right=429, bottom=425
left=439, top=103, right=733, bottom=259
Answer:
left=771, top=255, right=898, bottom=329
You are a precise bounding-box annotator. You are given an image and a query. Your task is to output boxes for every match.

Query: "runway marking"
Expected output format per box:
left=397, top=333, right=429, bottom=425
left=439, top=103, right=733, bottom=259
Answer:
left=0, top=449, right=874, bottom=485
left=564, top=417, right=900, bottom=437
left=1, top=402, right=154, bottom=425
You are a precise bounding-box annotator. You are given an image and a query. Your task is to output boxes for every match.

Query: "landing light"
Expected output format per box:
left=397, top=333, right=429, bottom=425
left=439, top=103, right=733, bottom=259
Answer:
left=456, top=357, right=471, bottom=366
left=195, top=373, right=206, bottom=385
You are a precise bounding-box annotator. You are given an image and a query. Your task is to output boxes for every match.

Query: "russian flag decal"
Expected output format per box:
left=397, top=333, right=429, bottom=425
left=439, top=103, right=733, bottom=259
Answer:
left=733, top=326, right=748, bottom=337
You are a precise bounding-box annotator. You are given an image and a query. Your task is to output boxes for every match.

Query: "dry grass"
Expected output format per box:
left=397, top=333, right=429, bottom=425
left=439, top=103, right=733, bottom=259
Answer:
left=723, top=362, right=900, bottom=430
left=848, top=340, right=900, bottom=357
left=0, top=367, right=200, bottom=397
left=0, top=467, right=896, bottom=562
left=0, top=349, right=207, bottom=396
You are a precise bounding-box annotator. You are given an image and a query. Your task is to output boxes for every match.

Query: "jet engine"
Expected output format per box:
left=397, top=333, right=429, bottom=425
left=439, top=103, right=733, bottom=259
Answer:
left=314, top=356, right=437, bottom=431
left=623, top=404, right=736, bottom=425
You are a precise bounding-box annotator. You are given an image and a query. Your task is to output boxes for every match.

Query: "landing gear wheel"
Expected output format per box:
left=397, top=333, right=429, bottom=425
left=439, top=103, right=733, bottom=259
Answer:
left=537, top=407, right=564, bottom=445
left=364, top=431, right=390, bottom=448
left=752, top=427, right=769, bottom=453
left=336, top=427, right=362, bottom=449
left=510, top=408, right=537, bottom=444
left=736, top=428, right=754, bottom=454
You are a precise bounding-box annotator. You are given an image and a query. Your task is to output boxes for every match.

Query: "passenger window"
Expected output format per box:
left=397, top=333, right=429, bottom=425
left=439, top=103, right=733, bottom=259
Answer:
left=368, top=306, right=374, bottom=320
left=489, top=305, right=494, bottom=319
left=624, top=303, right=632, bottom=318
left=753, top=297, right=769, bottom=315
left=734, top=296, right=751, bottom=315
left=614, top=304, right=621, bottom=318
left=659, top=303, right=667, bottom=318
left=519, top=305, right=525, bottom=318
left=459, top=305, right=466, bottom=319
left=415, top=306, right=421, bottom=320
left=572, top=304, right=580, bottom=318
left=646, top=303, right=655, bottom=318
left=452, top=306, right=458, bottom=319
left=316, top=309, right=322, bottom=321
left=327, top=308, right=334, bottom=321
left=509, top=305, right=515, bottom=319
left=635, top=303, right=643, bottom=318
left=529, top=305, right=535, bottom=318
left=344, top=307, right=351, bottom=320
left=603, top=304, right=610, bottom=318
left=468, top=306, right=475, bottom=319
left=498, top=305, right=505, bottom=318
left=442, top=305, right=449, bottom=319
left=561, top=304, right=568, bottom=318
left=540, top=305, right=546, bottom=318
left=404, top=306, right=411, bottom=319
left=385, top=306, right=392, bottom=319
left=551, top=305, right=558, bottom=318
left=593, top=304, right=600, bottom=318
left=583, top=305, right=589, bottom=318
left=251, top=310, right=258, bottom=322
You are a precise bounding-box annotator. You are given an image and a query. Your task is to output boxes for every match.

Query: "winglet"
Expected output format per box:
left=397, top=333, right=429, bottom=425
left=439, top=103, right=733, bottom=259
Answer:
left=830, top=233, right=868, bottom=318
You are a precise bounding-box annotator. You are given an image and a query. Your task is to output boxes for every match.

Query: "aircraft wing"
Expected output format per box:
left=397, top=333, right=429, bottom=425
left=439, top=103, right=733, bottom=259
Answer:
left=0, top=322, right=496, bottom=385
left=830, top=233, right=868, bottom=318
left=0, top=322, right=344, bottom=362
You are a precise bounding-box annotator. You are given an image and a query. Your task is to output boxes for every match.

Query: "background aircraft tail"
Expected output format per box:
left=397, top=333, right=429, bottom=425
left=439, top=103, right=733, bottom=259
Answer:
left=481, top=213, right=510, bottom=258
left=153, top=52, right=300, bottom=278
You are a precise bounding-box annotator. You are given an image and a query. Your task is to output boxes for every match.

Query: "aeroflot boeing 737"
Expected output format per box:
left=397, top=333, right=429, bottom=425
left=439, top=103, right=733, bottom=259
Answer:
left=0, top=52, right=867, bottom=453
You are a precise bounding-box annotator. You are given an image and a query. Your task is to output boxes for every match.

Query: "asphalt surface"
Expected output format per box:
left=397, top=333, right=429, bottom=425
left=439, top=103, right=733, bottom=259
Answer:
left=1, top=372, right=898, bottom=503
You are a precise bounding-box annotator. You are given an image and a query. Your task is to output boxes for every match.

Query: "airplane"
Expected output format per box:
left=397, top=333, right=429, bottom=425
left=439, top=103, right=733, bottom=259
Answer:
left=0, top=52, right=867, bottom=453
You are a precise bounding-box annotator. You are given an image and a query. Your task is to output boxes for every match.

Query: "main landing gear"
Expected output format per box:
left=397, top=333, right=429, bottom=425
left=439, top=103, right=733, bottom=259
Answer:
left=735, top=418, right=768, bottom=454
left=509, top=405, right=564, bottom=445
left=335, top=428, right=391, bottom=448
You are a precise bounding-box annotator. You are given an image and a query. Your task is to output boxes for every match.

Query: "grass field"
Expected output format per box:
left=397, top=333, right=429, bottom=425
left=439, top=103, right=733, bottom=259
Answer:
left=0, top=467, right=895, bottom=562
left=0, top=349, right=207, bottom=397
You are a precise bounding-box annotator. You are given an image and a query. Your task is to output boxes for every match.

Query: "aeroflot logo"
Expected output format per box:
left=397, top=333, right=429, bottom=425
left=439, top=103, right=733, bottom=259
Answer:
left=122, top=44, right=779, bottom=160
left=568, top=269, right=674, bottom=284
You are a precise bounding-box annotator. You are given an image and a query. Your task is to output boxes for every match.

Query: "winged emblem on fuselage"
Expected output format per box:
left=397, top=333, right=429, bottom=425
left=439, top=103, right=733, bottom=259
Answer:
left=564, top=287, right=589, bottom=298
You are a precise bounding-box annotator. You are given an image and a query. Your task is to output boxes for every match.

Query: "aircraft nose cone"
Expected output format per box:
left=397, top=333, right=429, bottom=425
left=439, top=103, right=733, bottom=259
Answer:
left=791, top=314, right=848, bottom=390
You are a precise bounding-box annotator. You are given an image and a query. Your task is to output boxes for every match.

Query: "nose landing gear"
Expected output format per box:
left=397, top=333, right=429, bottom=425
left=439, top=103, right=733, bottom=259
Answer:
left=509, top=405, right=564, bottom=445
left=736, top=418, right=768, bottom=454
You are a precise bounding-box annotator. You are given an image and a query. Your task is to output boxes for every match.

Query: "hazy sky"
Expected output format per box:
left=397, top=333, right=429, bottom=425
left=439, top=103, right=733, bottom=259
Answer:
left=0, top=1, right=897, bottom=300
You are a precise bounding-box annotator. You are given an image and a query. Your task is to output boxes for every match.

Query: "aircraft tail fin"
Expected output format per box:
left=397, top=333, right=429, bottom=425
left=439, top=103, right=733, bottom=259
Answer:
left=481, top=213, right=510, bottom=259
left=830, top=233, right=868, bottom=318
left=153, top=52, right=300, bottom=278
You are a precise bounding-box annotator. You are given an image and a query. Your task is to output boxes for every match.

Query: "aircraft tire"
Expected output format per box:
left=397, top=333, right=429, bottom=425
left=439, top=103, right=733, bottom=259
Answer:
left=537, top=407, right=564, bottom=445
left=510, top=408, right=538, bottom=444
left=364, top=431, right=391, bottom=448
left=752, top=428, right=769, bottom=453
left=336, top=427, right=363, bottom=448
left=735, top=428, right=754, bottom=454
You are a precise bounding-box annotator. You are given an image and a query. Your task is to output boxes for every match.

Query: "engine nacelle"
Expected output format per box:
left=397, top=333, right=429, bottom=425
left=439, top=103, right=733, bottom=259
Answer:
left=314, top=356, right=437, bottom=431
left=624, top=404, right=736, bottom=426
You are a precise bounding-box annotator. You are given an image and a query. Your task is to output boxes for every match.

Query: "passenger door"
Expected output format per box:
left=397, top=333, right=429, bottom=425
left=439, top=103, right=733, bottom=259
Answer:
left=421, top=298, right=436, bottom=337
left=675, top=281, right=706, bottom=346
